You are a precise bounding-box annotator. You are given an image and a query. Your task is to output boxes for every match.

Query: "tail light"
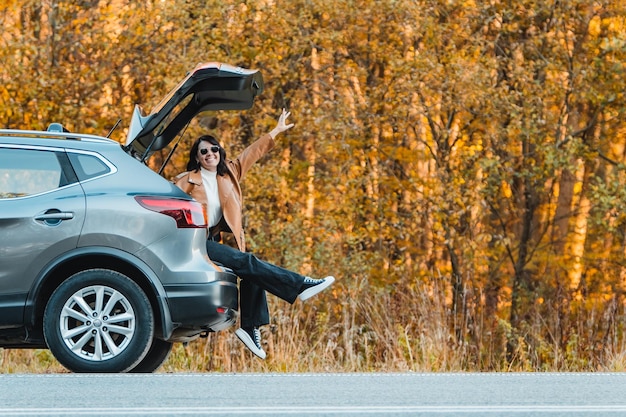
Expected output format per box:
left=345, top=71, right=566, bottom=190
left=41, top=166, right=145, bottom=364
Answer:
left=135, top=196, right=207, bottom=228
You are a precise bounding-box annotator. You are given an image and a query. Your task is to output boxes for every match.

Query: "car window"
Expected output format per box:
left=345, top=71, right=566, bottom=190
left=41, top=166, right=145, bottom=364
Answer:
left=0, top=148, right=69, bottom=199
left=153, top=94, right=193, bottom=137
left=67, top=152, right=111, bottom=181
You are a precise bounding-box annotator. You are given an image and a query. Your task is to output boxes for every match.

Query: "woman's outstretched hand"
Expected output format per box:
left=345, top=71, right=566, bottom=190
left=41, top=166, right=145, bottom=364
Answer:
left=269, top=108, right=294, bottom=139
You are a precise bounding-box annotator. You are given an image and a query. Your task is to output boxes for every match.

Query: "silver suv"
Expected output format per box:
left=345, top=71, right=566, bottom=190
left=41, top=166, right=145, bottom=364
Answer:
left=0, top=63, right=264, bottom=373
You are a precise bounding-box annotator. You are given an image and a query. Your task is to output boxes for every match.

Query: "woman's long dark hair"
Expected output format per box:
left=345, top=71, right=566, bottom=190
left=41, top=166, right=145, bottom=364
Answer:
left=186, top=135, right=228, bottom=176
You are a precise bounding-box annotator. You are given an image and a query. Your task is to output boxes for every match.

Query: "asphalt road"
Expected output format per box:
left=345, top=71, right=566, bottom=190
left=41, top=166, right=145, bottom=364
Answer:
left=1, top=372, right=626, bottom=416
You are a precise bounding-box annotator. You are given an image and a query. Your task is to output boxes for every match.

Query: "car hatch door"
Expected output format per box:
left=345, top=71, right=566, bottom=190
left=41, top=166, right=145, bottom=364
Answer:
left=123, top=62, right=264, bottom=162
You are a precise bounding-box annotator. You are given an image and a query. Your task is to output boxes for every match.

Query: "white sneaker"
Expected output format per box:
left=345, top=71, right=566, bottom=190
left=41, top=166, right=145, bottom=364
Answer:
left=298, top=276, right=335, bottom=301
left=235, top=327, right=266, bottom=359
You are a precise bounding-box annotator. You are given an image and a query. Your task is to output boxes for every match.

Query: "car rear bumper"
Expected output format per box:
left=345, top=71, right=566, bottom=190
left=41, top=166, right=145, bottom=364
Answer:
left=164, top=272, right=238, bottom=335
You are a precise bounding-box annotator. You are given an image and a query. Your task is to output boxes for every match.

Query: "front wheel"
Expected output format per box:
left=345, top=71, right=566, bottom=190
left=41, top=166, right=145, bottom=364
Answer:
left=43, top=269, right=154, bottom=373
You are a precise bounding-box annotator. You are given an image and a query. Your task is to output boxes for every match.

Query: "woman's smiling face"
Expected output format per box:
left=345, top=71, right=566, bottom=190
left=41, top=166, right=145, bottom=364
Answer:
left=197, top=142, right=221, bottom=171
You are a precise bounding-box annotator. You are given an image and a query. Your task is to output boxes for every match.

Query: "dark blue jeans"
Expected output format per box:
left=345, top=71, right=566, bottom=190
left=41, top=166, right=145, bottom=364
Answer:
left=206, top=240, right=306, bottom=328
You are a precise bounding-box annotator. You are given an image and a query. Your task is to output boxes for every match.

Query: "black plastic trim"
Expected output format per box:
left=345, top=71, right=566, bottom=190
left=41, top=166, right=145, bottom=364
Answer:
left=164, top=279, right=238, bottom=328
left=0, top=292, right=28, bottom=328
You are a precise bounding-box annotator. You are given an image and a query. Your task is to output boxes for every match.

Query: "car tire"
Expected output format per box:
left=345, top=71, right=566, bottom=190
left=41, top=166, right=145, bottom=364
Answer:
left=129, top=338, right=174, bottom=373
left=43, top=269, right=154, bottom=373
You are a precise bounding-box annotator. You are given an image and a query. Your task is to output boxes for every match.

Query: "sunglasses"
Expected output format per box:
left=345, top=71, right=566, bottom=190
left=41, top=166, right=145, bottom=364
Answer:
left=199, top=146, right=220, bottom=155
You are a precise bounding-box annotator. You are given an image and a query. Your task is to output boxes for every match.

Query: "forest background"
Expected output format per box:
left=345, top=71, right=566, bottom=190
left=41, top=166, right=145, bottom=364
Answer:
left=1, top=0, right=626, bottom=373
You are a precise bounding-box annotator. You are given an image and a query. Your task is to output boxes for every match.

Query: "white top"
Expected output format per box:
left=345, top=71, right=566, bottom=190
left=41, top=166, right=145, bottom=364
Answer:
left=200, top=168, right=223, bottom=228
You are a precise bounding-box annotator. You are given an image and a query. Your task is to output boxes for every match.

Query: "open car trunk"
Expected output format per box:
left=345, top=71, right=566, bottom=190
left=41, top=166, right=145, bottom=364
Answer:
left=123, top=62, right=264, bottom=162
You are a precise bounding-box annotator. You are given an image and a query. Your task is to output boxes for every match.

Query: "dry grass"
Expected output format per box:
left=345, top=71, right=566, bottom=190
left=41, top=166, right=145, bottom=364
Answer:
left=2, top=275, right=625, bottom=373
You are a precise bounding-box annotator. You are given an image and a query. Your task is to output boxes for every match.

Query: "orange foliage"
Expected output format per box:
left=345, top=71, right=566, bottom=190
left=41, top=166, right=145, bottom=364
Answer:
left=2, top=0, right=626, bottom=371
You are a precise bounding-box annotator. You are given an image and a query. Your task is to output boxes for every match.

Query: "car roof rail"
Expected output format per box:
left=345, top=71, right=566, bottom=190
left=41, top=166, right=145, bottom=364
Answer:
left=0, top=128, right=114, bottom=143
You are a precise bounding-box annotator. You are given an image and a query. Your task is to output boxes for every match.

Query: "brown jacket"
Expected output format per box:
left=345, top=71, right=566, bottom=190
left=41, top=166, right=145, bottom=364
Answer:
left=173, top=133, right=275, bottom=252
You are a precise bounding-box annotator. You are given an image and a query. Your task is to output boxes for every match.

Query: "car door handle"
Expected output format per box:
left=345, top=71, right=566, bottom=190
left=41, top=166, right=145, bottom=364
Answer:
left=35, top=212, right=74, bottom=221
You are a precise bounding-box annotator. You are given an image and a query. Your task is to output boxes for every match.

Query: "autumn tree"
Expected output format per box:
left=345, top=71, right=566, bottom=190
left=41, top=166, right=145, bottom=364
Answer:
left=2, top=0, right=626, bottom=371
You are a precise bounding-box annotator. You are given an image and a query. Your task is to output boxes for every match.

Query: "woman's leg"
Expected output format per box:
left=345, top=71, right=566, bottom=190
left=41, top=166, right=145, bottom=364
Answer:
left=206, top=240, right=304, bottom=304
left=208, top=240, right=335, bottom=359
left=239, top=280, right=269, bottom=328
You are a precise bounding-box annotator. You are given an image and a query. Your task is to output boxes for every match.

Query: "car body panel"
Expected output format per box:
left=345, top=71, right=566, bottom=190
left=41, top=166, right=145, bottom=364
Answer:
left=0, top=182, right=86, bottom=296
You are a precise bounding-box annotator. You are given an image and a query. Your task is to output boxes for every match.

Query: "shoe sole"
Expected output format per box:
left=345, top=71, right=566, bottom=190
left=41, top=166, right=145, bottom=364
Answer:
left=298, top=276, right=336, bottom=302
left=235, top=328, right=266, bottom=359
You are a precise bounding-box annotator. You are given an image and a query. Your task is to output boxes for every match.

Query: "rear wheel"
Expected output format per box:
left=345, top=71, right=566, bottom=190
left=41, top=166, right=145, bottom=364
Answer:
left=43, top=269, right=154, bottom=373
left=129, top=338, right=174, bottom=373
